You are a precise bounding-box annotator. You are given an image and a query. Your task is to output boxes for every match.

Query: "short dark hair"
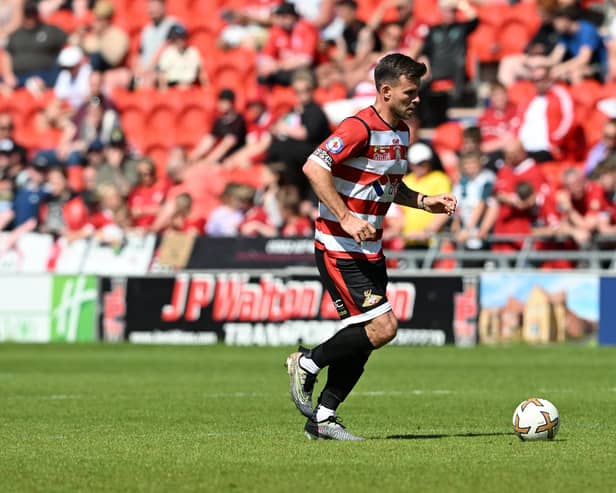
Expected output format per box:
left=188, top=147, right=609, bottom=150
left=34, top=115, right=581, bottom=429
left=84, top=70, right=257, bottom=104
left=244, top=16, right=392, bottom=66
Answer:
left=374, top=53, right=426, bottom=92
left=553, top=6, right=580, bottom=20
left=463, top=126, right=481, bottom=144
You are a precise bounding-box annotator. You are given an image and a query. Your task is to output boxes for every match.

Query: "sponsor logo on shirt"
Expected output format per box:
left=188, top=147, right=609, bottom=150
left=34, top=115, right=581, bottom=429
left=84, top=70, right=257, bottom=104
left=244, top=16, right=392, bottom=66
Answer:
left=325, top=136, right=344, bottom=154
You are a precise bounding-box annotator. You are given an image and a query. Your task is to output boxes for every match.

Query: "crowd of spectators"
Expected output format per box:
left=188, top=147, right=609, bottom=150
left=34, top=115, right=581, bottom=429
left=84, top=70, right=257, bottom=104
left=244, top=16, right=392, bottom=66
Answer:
left=0, top=0, right=615, bottom=269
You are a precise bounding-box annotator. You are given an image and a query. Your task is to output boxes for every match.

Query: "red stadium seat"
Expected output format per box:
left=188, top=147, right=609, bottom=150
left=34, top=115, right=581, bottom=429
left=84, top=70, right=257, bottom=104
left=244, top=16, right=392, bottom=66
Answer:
left=507, top=80, right=535, bottom=107
left=583, top=107, right=609, bottom=148
left=431, top=121, right=463, bottom=152
left=467, top=23, right=499, bottom=68
left=506, top=2, right=541, bottom=35
left=174, top=102, right=215, bottom=149
left=497, top=20, right=531, bottom=57
left=569, top=79, right=602, bottom=120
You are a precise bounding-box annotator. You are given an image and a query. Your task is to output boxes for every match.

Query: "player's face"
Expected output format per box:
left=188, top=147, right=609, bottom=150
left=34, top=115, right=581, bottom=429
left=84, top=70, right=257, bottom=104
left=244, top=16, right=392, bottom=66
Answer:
left=386, top=76, right=420, bottom=121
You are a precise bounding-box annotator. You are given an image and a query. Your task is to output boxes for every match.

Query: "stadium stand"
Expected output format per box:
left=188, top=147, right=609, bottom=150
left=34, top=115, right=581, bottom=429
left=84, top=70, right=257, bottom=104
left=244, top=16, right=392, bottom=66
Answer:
left=0, top=0, right=615, bottom=271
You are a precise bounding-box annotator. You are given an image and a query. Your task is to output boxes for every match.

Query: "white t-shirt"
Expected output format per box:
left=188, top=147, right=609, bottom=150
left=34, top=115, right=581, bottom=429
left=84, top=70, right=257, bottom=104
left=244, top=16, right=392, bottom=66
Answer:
left=518, top=96, right=549, bottom=152
left=54, top=64, right=92, bottom=109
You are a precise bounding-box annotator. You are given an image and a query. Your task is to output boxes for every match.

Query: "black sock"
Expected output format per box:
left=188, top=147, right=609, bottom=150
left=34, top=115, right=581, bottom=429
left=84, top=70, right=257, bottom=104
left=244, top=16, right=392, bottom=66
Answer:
left=318, top=350, right=372, bottom=411
left=310, top=323, right=374, bottom=368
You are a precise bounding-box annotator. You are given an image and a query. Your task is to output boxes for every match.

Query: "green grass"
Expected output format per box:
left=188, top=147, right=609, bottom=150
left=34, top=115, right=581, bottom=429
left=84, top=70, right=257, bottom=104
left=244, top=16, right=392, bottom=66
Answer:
left=1, top=344, right=615, bottom=492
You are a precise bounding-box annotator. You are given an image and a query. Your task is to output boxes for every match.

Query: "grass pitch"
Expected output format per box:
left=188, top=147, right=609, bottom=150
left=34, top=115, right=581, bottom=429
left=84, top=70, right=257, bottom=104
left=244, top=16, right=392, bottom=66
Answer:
left=1, top=344, right=615, bottom=492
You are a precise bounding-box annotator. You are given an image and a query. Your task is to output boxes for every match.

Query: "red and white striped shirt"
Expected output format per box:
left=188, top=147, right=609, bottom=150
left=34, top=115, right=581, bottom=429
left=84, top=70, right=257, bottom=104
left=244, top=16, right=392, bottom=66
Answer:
left=308, top=106, right=409, bottom=260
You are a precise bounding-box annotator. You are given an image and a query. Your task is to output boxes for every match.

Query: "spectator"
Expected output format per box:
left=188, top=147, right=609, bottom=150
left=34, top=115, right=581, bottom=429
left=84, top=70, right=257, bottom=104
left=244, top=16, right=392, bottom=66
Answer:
left=88, top=183, right=130, bottom=246
left=266, top=70, right=330, bottom=198
left=515, top=58, right=575, bottom=162
left=217, top=0, right=278, bottom=50
left=34, top=94, right=121, bottom=169
left=418, top=0, right=478, bottom=126
left=323, top=0, right=367, bottom=60
left=222, top=99, right=273, bottom=169
left=548, top=6, right=607, bottom=82
left=168, top=192, right=204, bottom=234
left=152, top=146, right=226, bottom=232
left=585, top=118, right=616, bottom=176
left=277, top=184, right=313, bottom=236
left=452, top=150, right=496, bottom=253
left=346, top=21, right=404, bottom=91
left=94, top=128, right=138, bottom=195
left=79, top=163, right=99, bottom=215
left=6, top=1, right=67, bottom=87
left=10, top=157, right=48, bottom=230
left=156, top=24, right=204, bottom=89
left=498, top=2, right=560, bottom=86
left=127, top=157, right=169, bottom=230
left=38, top=166, right=89, bottom=237
left=54, top=45, right=92, bottom=110
left=133, top=0, right=177, bottom=88
left=257, top=2, right=319, bottom=87
left=205, top=183, right=255, bottom=237
left=290, top=0, right=335, bottom=32
left=594, top=156, right=616, bottom=234
left=478, top=82, right=519, bottom=157
left=81, top=1, right=129, bottom=75
left=532, top=167, right=599, bottom=266
left=189, top=88, right=246, bottom=164
left=401, top=142, right=453, bottom=248
left=480, top=139, right=548, bottom=252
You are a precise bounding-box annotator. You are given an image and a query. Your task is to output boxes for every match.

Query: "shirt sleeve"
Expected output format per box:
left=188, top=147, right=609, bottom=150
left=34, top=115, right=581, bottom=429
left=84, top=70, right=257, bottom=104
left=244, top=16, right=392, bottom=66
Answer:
left=577, top=22, right=601, bottom=53
left=308, top=117, right=370, bottom=172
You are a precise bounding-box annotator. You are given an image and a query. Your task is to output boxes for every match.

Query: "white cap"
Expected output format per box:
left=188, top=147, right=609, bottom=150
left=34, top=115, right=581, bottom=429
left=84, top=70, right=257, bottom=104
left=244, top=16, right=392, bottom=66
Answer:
left=58, top=46, right=83, bottom=68
left=408, top=142, right=433, bottom=165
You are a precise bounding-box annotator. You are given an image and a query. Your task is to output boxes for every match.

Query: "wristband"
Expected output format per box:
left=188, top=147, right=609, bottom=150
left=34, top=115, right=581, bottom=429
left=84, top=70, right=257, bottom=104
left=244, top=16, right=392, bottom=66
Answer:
left=420, top=194, right=427, bottom=210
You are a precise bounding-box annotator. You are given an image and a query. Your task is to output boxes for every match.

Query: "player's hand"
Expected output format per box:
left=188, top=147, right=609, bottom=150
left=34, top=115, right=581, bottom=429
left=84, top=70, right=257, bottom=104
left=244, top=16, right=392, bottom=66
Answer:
left=340, top=213, right=377, bottom=244
left=423, top=194, right=457, bottom=216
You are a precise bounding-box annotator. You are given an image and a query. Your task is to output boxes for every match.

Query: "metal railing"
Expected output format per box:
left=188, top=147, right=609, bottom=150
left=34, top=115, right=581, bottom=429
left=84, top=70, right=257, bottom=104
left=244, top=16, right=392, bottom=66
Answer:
left=385, top=233, right=616, bottom=270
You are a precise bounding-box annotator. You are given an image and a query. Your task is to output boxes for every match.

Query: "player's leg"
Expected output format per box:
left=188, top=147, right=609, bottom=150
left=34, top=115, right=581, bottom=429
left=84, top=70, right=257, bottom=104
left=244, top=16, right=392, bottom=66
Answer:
left=302, top=254, right=396, bottom=440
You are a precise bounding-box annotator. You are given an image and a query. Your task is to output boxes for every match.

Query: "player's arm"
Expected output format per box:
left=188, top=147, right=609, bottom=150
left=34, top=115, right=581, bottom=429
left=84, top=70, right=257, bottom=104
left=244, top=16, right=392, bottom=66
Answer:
left=303, top=159, right=376, bottom=243
left=393, top=181, right=457, bottom=215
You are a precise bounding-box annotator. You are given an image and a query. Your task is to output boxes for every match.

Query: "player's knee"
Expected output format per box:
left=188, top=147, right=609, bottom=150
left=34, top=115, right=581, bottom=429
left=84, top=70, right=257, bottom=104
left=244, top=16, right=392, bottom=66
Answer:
left=368, top=313, right=398, bottom=347
left=380, top=315, right=398, bottom=344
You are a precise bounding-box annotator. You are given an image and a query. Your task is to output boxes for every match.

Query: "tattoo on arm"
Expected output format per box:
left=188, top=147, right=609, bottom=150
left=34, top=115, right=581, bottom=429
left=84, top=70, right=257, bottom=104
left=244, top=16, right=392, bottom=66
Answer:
left=394, top=182, right=421, bottom=208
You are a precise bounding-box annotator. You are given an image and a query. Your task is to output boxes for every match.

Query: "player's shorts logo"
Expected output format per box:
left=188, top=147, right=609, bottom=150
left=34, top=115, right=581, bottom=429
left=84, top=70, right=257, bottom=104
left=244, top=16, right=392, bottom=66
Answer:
left=326, top=136, right=344, bottom=154
left=362, top=289, right=383, bottom=307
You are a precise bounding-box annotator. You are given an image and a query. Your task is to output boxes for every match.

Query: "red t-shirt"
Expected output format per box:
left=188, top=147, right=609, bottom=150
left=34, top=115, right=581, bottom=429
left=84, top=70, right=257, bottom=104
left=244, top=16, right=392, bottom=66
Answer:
left=493, top=158, right=547, bottom=245
left=128, top=182, right=169, bottom=228
left=261, top=19, right=319, bottom=63
left=569, top=181, right=605, bottom=217
left=478, top=103, right=518, bottom=143
left=281, top=216, right=313, bottom=237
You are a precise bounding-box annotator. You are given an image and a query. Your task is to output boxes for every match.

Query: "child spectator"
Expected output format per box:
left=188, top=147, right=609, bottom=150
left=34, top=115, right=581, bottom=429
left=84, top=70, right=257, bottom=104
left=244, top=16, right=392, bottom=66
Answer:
left=168, top=192, right=204, bottom=234
left=452, top=150, right=496, bottom=252
left=277, top=184, right=313, bottom=237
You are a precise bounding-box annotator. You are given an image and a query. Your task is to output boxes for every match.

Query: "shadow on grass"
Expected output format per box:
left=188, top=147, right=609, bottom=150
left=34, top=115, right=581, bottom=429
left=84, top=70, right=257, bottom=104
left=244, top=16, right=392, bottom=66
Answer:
left=379, top=432, right=514, bottom=440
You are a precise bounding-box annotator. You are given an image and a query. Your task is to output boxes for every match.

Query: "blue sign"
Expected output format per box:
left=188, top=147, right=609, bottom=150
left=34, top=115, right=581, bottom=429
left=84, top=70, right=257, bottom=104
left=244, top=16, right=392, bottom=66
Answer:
left=599, top=278, right=616, bottom=345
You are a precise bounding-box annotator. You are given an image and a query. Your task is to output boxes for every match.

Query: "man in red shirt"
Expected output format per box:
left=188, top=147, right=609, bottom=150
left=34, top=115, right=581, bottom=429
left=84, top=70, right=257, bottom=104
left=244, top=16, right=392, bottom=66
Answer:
left=285, top=53, right=457, bottom=440
left=257, top=2, right=318, bottom=86
left=480, top=139, right=548, bottom=252
left=127, top=158, right=169, bottom=229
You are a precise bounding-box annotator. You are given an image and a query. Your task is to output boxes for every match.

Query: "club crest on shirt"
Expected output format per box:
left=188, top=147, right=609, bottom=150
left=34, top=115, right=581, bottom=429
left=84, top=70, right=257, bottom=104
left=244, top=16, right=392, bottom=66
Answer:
left=325, top=136, right=344, bottom=154
left=362, top=289, right=383, bottom=307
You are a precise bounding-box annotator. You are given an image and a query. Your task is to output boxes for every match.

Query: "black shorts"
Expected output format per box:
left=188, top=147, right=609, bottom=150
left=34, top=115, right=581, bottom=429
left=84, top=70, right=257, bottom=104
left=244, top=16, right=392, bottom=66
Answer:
left=315, top=248, right=391, bottom=327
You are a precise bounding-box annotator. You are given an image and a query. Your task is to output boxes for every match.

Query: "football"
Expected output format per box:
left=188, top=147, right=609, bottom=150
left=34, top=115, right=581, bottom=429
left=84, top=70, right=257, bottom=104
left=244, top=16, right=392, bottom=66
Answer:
left=512, top=398, right=560, bottom=440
